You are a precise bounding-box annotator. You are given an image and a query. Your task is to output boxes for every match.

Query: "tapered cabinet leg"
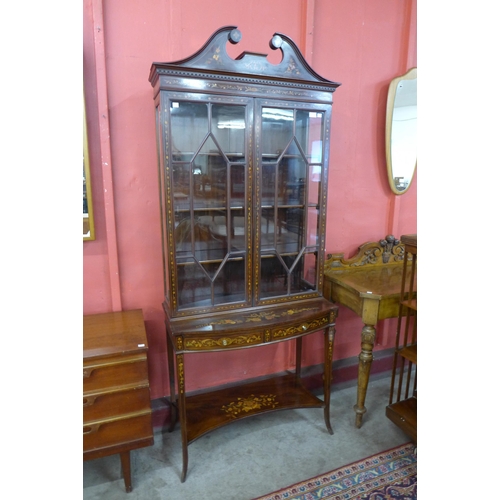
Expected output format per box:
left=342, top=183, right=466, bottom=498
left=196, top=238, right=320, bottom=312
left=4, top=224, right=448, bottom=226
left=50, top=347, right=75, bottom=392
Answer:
left=166, top=331, right=178, bottom=432
left=120, top=451, right=133, bottom=493
left=176, top=353, right=189, bottom=483
left=354, top=324, right=376, bottom=428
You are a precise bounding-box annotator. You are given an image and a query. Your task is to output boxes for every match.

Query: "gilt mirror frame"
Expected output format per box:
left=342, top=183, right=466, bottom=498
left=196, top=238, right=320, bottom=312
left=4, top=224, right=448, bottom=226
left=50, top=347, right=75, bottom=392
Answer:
left=83, top=94, right=95, bottom=240
left=385, top=67, right=417, bottom=195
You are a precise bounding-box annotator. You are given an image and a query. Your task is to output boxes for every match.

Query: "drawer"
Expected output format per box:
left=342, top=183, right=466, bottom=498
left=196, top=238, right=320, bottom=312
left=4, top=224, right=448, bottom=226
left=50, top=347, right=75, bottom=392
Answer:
left=83, top=411, right=153, bottom=453
left=83, top=354, right=148, bottom=392
left=271, top=314, right=330, bottom=341
left=182, top=331, right=264, bottom=351
left=83, top=385, right=151, bottom=423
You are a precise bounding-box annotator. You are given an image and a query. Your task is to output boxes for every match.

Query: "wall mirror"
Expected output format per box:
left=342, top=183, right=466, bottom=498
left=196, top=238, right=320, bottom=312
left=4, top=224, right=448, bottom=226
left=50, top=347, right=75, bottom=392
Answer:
left=385, top=67, right=417, bottom=194
left=83, top=95, right=95, bottom=240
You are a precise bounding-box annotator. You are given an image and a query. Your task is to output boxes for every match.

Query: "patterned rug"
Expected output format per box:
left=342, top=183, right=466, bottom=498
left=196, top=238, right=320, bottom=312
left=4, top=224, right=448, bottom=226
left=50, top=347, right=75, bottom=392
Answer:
left=253, top=442, right=416, bottom=500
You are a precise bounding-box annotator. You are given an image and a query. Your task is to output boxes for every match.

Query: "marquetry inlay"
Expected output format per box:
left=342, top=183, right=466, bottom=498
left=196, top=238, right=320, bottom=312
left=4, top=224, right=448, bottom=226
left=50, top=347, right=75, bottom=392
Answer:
left=189, top=307, right=319, bottom=333
left=273, top=316, right=329, bottom=339
left=222, top=394, right=278, bottom=418
left=184, top=334, right=261, bottom=349
left=177, top=355, right=185, bottom=394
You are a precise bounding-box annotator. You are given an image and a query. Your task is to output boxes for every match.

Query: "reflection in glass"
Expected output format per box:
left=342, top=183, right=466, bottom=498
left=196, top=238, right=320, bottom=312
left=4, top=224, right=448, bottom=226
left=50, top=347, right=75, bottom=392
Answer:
left=261, top=108, right=293, bottom=159
left=297, top=110, right=323, bottom=162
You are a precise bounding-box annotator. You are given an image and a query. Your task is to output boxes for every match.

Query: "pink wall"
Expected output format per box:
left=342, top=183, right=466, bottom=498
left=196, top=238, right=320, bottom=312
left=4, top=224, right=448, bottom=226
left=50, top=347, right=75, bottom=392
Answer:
left=83, top=0, right=416, bottom=399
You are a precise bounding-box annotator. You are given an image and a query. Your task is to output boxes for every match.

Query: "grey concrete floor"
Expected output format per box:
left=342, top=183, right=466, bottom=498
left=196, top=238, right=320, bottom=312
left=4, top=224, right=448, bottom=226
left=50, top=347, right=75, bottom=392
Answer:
left=83, top=372, right=410, bottom=500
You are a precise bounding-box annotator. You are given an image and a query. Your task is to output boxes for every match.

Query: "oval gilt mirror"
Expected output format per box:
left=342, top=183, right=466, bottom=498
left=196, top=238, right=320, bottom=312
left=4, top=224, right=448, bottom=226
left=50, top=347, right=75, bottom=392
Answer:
left=83, top=94, right=95, bottom=240
left=385, top=68, right=417, bottom=194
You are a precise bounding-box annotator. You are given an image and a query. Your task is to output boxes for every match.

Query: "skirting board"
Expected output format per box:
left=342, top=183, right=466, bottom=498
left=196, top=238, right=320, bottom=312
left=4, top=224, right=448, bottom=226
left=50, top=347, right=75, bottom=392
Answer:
left=150, top=347, right=395, bottom=431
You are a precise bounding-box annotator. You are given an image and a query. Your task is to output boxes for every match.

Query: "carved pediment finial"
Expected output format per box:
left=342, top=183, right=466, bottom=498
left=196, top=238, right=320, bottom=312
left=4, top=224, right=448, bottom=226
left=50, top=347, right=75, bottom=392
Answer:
left=380, top=235, right=400, bottom=263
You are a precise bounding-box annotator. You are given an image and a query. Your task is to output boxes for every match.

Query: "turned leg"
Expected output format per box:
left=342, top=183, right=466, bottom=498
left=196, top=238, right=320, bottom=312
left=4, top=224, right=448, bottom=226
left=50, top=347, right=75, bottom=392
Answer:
left=323, top=325, right=336, bottom=435
left=353, top=324, right=376, bottom=428
left=120, top=451, right=132, bottom=493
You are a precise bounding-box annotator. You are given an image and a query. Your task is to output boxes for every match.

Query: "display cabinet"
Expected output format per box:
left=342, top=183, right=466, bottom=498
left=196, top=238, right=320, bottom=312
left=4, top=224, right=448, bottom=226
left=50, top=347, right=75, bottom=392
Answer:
left=149, top=26, right=340, bottom=481
left=386, top=234, right=417, bottom=442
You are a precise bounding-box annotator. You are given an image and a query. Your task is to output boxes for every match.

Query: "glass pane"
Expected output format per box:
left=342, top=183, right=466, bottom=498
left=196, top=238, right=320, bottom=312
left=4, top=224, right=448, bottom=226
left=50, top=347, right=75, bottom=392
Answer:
left=172, top=164, right=191, bottom=210
left=174, top=213, right=228, bottom=264
left=277, top=208, right=300, bottom=255
left=260, top=207, right=276, bottom=251
left=287, top=254, right=306, bottom=294
left=212, top=104, right=246, bottom=159
left=308, top=164, right=321, bottom=206
left=261, top=163, right=276, bottom=205
left=214, top=259, right=246, bottom=304
left=197, top=136, right=227, bottom=209
left=306, top=207, right=319, bottom=247
left=279, top=207, right=303, bottom=253
left=230, top=164, right=245, bottom=207
left=296, top=110, right=324, bottom=163
left=260, top=256, right=288, bottom=297
left=174, top=209, right=247, bottom=309
left=302, top=252, right=317, bottom=289
left=177, top=260, right=212, bottom=308
left=281, top=155, right=306, bottom=205
left=261, top=107, right=293, bottom=161
left=171, top=102, right=209, bottom=159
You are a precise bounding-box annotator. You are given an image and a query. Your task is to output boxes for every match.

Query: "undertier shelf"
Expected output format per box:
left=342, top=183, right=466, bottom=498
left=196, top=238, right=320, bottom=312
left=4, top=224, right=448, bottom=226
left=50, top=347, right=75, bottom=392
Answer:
left=398, top=344, right=417, bottom=364
left=400, top=298, right=417, bottom=311
left=184, top=373, right=324, bottom=444
left=386, top=396, right=417, bottom=442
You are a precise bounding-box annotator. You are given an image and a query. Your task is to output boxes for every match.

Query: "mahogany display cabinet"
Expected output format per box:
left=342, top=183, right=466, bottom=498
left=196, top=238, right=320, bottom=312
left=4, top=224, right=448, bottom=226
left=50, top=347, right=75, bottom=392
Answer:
left=149, top=26, right=341, bottom=482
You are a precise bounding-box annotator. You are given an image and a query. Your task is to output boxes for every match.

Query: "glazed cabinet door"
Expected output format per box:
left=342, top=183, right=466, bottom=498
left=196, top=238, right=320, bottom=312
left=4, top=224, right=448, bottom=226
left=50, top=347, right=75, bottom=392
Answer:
left=254, top=100, right=331, bottom=305
left=158, top=94, right=254, bottom=315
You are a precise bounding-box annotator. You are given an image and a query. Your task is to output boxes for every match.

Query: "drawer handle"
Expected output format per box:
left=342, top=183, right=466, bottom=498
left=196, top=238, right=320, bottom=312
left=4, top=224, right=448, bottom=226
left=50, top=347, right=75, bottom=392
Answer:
left=83, top=424, right=100, bottom=435
left=301, top=324, right=308, bottom=331
left=83, top=368, right=95, bottom=378
left=83, top=395, right=97, bottom=407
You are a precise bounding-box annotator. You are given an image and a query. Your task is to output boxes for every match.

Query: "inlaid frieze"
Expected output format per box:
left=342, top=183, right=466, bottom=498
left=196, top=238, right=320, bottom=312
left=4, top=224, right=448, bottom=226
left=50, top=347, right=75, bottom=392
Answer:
left=184, top=334, right=262, bottom=350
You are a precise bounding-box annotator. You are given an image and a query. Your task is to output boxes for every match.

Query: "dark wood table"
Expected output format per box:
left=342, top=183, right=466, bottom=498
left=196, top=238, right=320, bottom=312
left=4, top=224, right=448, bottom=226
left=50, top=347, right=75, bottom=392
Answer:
left=323, top=235, right=415, bottom=427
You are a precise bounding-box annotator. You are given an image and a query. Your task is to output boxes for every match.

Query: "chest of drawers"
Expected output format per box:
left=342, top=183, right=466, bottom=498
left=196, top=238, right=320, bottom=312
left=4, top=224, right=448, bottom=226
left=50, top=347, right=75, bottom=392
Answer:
left=83, top=309, right=154, bottom=493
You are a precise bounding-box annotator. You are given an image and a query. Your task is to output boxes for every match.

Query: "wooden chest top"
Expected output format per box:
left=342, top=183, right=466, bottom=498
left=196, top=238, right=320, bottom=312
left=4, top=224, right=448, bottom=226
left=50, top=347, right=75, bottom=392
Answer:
left=83, top=309, right=148, bottom=360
